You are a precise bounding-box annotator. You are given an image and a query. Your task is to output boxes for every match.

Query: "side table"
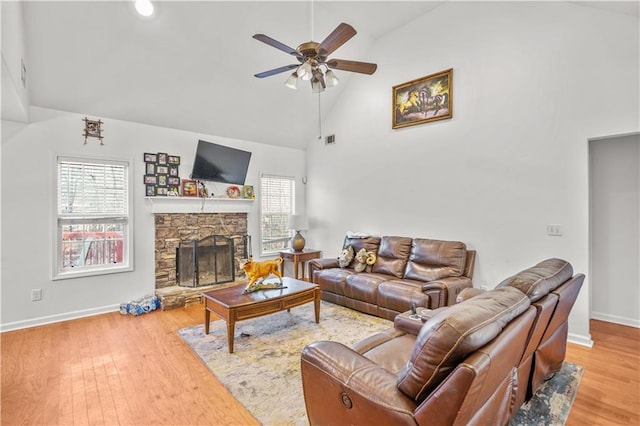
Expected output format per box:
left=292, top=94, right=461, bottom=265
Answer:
left=278, top=249, right=321, bottom=281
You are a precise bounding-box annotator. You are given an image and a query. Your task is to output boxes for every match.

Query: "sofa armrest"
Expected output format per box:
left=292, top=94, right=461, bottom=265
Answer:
left=308, top=258, right=341, bottom=283
left=394, top=311, right=425, bottom=335
left=456, top=287, right=486, bottom=303
left=422, top=276, right=473, bottom=308
left=301, top=341, right=417, bottom=424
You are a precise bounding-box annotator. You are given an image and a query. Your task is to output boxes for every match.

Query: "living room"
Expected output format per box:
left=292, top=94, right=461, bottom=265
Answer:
left=2, top=1, right=639, bottom=424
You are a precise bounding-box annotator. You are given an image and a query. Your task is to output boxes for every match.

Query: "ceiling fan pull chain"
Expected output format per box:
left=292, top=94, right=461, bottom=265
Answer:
left=318, top=93, right=322, bottom=140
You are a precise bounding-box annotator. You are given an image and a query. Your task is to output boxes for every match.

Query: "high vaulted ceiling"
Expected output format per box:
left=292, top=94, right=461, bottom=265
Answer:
left=13, top=1, right=640, bottom=150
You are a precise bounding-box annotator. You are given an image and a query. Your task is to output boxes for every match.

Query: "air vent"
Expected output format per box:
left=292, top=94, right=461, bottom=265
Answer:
left=325, top=134, right=336, bottom=145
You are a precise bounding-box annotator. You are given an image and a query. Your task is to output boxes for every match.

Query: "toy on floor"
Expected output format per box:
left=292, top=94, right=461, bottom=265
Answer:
left=241, top=256, right=284, bottom=293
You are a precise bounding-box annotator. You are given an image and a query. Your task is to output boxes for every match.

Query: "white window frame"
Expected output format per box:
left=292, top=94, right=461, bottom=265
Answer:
left=53, top=155, right=134, bottom=280
left=260, top=173, right=295, bottom=256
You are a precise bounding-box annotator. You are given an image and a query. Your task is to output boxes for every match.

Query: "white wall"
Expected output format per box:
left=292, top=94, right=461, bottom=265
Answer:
left=1, top=1, right=30, bottom=122
left=1, top=107, right=306, bottom=330
left=306, top=2, right=639, bottom=345
left=590, top=133, right=640, bottom=327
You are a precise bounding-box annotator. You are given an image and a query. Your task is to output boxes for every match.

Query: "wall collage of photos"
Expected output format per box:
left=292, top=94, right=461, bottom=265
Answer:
left=143, top=152, right=181, bottom=196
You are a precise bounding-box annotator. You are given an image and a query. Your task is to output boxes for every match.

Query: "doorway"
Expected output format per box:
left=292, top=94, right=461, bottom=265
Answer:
left=589, top=133, right=640, bottom=328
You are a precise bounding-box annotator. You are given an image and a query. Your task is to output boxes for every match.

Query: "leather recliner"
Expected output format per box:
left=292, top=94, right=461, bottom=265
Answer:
left=300, top=258, right=584, bottom=425
left=301, top=287, right=536, bottom=425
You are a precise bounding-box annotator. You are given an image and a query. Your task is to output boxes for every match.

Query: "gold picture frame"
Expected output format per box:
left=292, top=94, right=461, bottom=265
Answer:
left=392, top=68, right=453, bottom=129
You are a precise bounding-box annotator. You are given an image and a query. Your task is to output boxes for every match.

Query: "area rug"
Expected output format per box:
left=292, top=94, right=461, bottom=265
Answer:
left=178, top=301, right=583, bottom=425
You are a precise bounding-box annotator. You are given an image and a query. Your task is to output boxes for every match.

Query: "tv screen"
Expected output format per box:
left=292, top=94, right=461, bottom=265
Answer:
left=191, top=140, right=252, bottom=185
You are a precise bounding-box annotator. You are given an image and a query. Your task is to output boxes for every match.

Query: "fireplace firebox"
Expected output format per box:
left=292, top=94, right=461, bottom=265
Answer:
left=176, top=235, right=239, bottom=287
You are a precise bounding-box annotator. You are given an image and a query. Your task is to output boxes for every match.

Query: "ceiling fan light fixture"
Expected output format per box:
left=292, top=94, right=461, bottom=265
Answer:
left=311, top=76, right=325, bottom=93
left=284, top=72, right=298, bottom=89
left=325, top=69, right=339, bottom=87
left=298, top=62, right=313, bottom=81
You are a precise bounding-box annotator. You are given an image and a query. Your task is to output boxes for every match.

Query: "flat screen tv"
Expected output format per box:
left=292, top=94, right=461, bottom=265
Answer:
left=191, top=140, right=252, bottom=185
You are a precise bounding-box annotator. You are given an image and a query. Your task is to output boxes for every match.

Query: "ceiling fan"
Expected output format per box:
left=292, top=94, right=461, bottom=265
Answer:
left=253, top=23, right=377, bottom=93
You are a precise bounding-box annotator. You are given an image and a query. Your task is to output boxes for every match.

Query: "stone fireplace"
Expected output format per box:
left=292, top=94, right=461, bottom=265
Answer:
left=154, top=212, right=248, bottom=309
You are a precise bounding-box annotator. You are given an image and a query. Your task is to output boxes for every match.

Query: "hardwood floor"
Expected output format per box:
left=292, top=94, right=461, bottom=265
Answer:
left=2, top=306, right=638, bottom=425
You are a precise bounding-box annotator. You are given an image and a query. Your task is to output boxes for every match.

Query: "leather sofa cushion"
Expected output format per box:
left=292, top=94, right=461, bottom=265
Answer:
left=404, top=238, right=467, bottom=282
left=372, top=236, right=412, bottom=278
left=497, top=258, right=573, bottom=302
left=342, top=236, right=381, bottom=268
left=344, top=273, right=388, bottom=304
left=396, top=286, right=530, bottom=402
left=377, top=280, right=430, bottom=313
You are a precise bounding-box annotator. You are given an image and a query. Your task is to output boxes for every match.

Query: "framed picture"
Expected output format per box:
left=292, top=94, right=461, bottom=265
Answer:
left=157, top=153, right=168, bottom=165
left=146, top=162, right=156, bottom=175
left=168, top=155, right=181, bottom=165
left=144, top=175, right=157, bottom=184
left=392, top=68, right=453, bottom=129
left=156, top=165, right=169, bottom=174
left=167, top=187, right=180, bottom=197
left=182, top=179, right=199, bottom=197
left=169, top=165, right=179, bottom=177
left=146, top=185, right=157, bottom=196
left=144, top=153, right=158, bottom=163
left=157, top=187, right=168, bottom=196
left=242, top=185, right=255, bottom=200
left=168, top=176, right=180, bottom=186
left=158, top=174, right=167, bottom=187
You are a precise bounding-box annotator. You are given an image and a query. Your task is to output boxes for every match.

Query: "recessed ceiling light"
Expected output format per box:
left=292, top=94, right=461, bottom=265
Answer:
left=135, top=0, right=154, bottom=17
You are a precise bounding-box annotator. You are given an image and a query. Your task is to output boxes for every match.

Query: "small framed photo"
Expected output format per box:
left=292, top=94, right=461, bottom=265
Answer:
left=157, top=187, right=168, bottom=196
left=168, top=176, right=180, bottom=186
left=156, top=165, right=169, bottom=174
left=144, top=175, right=157, bottom=185
left=158, top=174, right=168, bottom=187
left=242, top=185, right=255, bottom=200
left=144, top=153, right=158, bottom=163
left=182, top=179, right=199, bottom=197
left=146, top=185, right=157, bottom=196
left=157, top=153, right=168, bottom=165
left=146, top=163, right=156, bottom=175
left=168, top=187, right=180, bottom=196
left=168, top=155, right=181, bottom=165
left=169, top=165, right=179, bottom=177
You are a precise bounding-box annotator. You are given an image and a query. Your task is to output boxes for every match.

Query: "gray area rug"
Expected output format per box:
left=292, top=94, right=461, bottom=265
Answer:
left=178, top=300, right=583, bottom=425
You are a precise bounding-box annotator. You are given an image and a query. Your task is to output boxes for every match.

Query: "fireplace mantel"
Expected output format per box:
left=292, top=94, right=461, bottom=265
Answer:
left=145, top=196, right=253, bottom=214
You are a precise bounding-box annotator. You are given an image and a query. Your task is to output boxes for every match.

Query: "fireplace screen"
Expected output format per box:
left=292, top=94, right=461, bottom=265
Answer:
left=176, top=235, right=235, bottom=287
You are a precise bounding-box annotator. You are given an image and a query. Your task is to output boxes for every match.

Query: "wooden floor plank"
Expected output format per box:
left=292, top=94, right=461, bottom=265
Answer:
left=2, top=306, right=637, bottom=425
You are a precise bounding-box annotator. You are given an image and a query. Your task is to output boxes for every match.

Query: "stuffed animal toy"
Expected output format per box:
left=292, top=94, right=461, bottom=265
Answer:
left=240, top=256, right=284, bottom=293
left=337, top=245, right=355, bottom=268
left=353, top=248, right=377, bottom=273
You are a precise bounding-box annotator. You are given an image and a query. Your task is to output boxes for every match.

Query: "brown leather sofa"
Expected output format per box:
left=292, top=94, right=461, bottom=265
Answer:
left=300, top=258, right=584, bottom=425
left=308, top=236, right=476, bottom=320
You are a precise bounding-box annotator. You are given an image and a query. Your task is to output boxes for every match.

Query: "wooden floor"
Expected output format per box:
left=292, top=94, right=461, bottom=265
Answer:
left=1, top=306, right=638, bottom=425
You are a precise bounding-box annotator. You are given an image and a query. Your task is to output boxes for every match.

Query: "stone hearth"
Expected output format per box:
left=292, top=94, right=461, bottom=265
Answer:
left=154, top=212, right=248, bottom=310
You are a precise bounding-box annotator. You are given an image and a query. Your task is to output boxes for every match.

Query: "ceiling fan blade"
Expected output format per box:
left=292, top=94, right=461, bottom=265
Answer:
left=318, top=23, right=356, bottom=56
left=253, top=34, right=300, bottom=57
left=254, top=64, right=298, bottom=78
left=327, top=59, right=377, bottom=75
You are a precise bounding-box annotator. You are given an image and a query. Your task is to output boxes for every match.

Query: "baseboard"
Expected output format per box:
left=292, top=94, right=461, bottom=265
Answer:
left=591, top=311, right=640, bottom=329
left=568, top=332, right=594, bottom=348
left=0, top=304, right=120, bottom=332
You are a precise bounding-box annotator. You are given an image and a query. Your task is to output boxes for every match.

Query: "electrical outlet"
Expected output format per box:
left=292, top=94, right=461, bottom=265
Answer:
left=547, top=224, right=563, bottom=236
left=31, top=288, right=42, bottom=302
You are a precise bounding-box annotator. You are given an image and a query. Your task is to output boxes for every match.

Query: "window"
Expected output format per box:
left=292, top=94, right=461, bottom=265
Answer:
left=55, top=156, right=132, bottom=279
left=260, top=174, right=295, bottom=255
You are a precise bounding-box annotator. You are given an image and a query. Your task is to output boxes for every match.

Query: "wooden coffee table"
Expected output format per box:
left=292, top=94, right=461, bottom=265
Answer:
left=202, top=277, right=321, bottom=353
